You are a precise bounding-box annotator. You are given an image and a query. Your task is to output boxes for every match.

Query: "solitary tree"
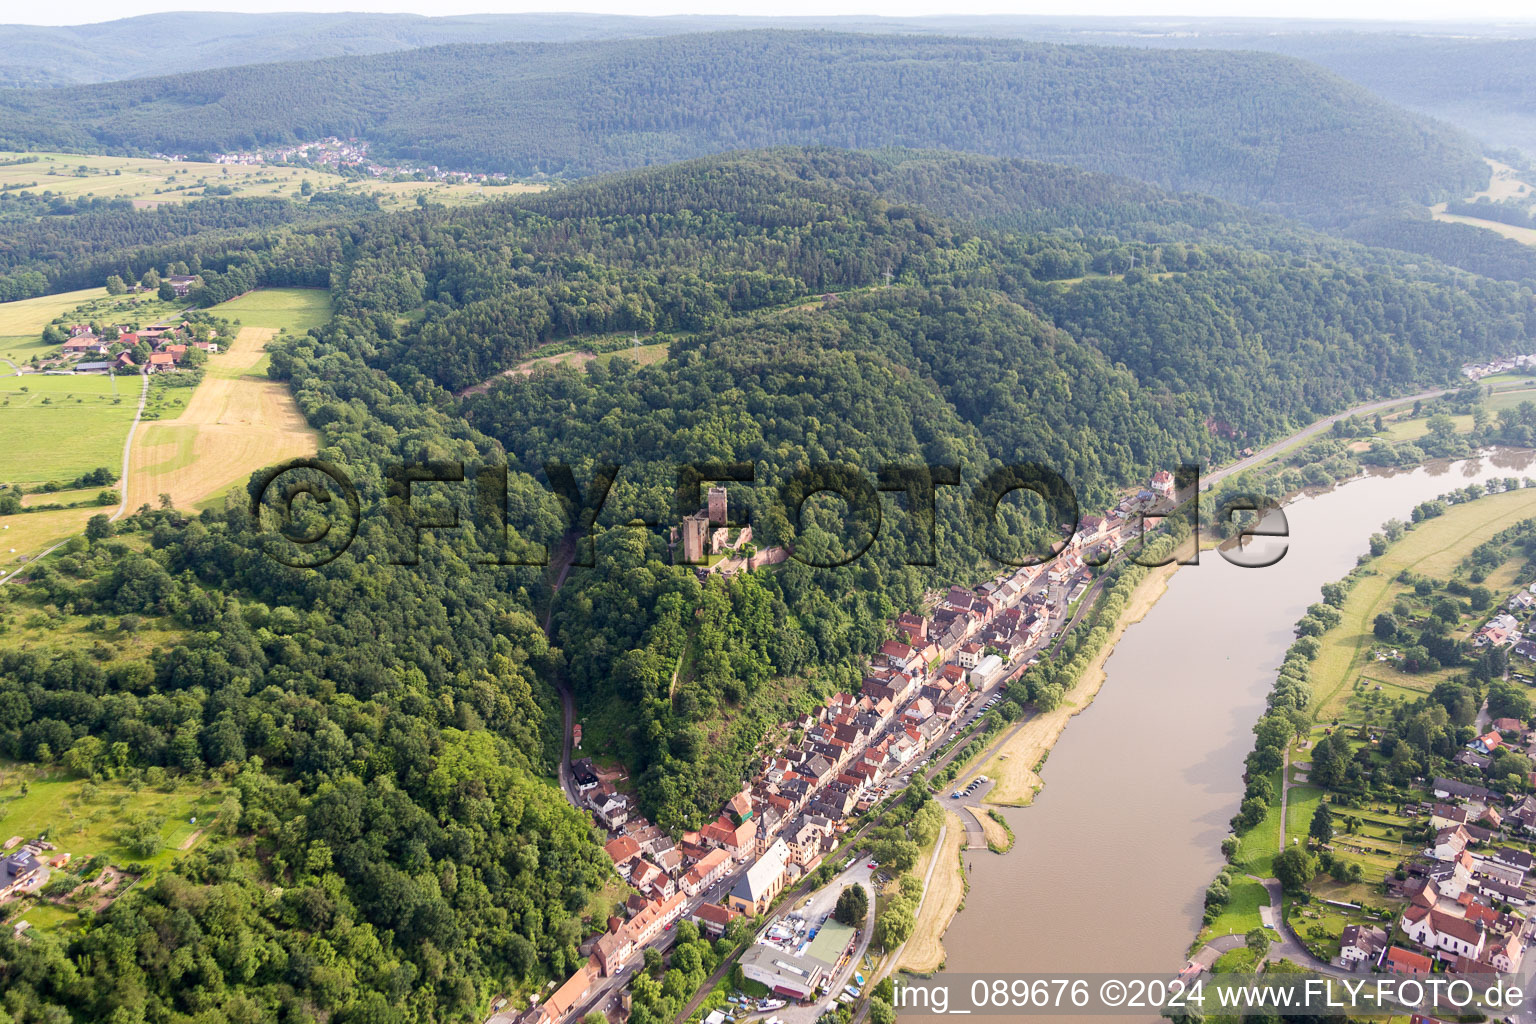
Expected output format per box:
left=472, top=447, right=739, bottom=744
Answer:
left=1309, top=801, right=1334, bottom=846
left=85, top=513, right=113, bottom=541
left=1244, top=927, right=1271, bottom=960
left=1273, top=846, right=1316, bottom=893
left=834, top=883, right=869, bottom=926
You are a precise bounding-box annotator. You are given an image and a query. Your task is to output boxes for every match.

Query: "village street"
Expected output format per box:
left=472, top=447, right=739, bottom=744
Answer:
left=774, top=859, right=878, bottom=1024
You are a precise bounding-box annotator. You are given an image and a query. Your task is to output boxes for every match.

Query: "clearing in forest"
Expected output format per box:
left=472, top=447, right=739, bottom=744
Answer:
left=125, top=288, right=325, bottom=511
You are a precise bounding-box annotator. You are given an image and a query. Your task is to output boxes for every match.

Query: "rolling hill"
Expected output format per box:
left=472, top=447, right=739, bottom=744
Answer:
left=6, top=13, right=1535, bottom=163
left=0, top=31, right=1487, bottom=221
left=1, top=145, right=1532, bottom=1023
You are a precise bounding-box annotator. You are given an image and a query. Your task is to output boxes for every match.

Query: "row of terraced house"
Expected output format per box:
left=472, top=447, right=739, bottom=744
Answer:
left=523, top=473, right=1177, bottom=1024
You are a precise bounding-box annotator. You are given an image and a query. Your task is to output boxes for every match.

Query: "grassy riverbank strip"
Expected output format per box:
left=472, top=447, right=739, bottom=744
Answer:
left=983, top=560, right=1181, bottom=805
left=899, top=809, right=969, bottom=974
left=1197, top=474, right=1536, bottom=956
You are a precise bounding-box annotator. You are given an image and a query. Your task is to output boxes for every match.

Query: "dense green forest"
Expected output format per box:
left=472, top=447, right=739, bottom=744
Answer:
left=5, top=12, right=1536, bottom=164
left=0, top=193, right=377, bottom=301
left=0, top=11, right=727, bottom=88
left=1343, top=213, right=1536, bottom=283
left=1, top=148, right=1533, bottom=1021
left=0, top=32, right=1487, bottom=221
left=339, top=149, right=1536, bottom=825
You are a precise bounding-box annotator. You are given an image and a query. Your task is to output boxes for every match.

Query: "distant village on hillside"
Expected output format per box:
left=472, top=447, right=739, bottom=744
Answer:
left=166, top=136, right=523, bottom=185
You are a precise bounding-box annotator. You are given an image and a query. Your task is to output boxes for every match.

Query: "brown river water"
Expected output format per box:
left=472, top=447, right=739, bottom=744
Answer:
left=930, top=452, right=1536, bottom=1002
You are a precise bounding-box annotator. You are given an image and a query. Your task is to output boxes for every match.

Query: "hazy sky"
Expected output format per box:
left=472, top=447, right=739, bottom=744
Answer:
left=11, top=1, right=1536, bottom=27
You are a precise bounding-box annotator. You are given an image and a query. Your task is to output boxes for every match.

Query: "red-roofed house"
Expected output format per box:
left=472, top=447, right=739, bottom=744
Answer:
left=683, top=848, right=731, bottom=896
left=623, top=891, right=686, bottom=947
left=604, top=836, right=641, bottom=869
left=690, top=901, right=744, bottom=937
left=879, top=640, right=920, bottom=673
left=593, top=928, right=634, bottom=977
left=531, top=961, right=595, bottom=1023
left=700, top=815, right=757, bottom=862
left=629, top=859, right=671, bottom=897
left=63, top=336, right=109, bottom=356
left=1384, top=946, right=1432, bottom=974
left=1488, top=934, right=1525, bottom=973
left=1472, top=730, right=1504, bottom=754
left=903, top=697, right=935, bottom=724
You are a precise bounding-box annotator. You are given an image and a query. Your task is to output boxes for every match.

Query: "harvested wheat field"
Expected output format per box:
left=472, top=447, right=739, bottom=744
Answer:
left=900, top=810, right=968, bottom=974
left=126, top=326, right=315, bottom=511
left=983, top=561, right=1179, bottom=806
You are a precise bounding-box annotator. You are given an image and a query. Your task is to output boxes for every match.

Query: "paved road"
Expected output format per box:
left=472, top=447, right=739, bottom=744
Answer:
left=1186, top=875, right=1343, bottom=980
left=1252, top=877, right=1334, bottom=970
left=540, top=531, right=584, bottom=810
left=852, top=821, right=950, bottom=1024
left=1278, top=748, right=1292, bottom=853
left=1201, top=386, right=1454, bottom=492
left=778, top=860, right=878, bottom=1024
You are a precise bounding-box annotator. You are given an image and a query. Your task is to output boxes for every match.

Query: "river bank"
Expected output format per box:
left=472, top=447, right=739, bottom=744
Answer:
left=893, top=559, right=1183, bottom=975
left=981, top=560, right=1181, bottom=806
left=898, top=809, right=968, bottom=974
left=918, top=451, right=1536, bottom=1000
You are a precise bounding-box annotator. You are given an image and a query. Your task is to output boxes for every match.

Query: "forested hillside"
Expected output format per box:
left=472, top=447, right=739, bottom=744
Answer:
left=333, top=150, right=1535, bottom=826
left=0, top=31, right=1487, bottom=220
left=0, top=193, right=379, bottom=302
left=0, top=148, right=1531, bottom=1020
left=0, top=11, right=758, bottom=88
left=7, top=12, right=1533, bottom=165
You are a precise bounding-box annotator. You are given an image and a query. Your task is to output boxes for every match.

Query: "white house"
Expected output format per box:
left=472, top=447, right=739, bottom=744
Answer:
left=1431, top=825, right=1470, bottom=862
left=971, top=654, right=1004, bottom=690
left=683, top=848, right=731, bottom=896
left=1339, top=924, right=1387, bottom=967
left=1488, top=935, right=1525, bottom=973
left=1401, top=906, right=1486, bottom=961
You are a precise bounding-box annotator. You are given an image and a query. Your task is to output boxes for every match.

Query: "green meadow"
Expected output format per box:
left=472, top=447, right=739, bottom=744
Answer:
left=209, top=287, right=333, bottom=332
left=0, top=373, right=138, bottom=486
left=0, top=764, right=227, bottom=865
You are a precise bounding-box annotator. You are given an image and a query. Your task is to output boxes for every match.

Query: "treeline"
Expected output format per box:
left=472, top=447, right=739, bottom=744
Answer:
left=0, top=193, right=371, bottom=301
left=1445, top=198, right=1536, bottom=230
left=1344, top=213, right=1536, bottom=283
left=0, top=31, right=1488, bottom=220
left=2, top=148, right=1534, bottom=1017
